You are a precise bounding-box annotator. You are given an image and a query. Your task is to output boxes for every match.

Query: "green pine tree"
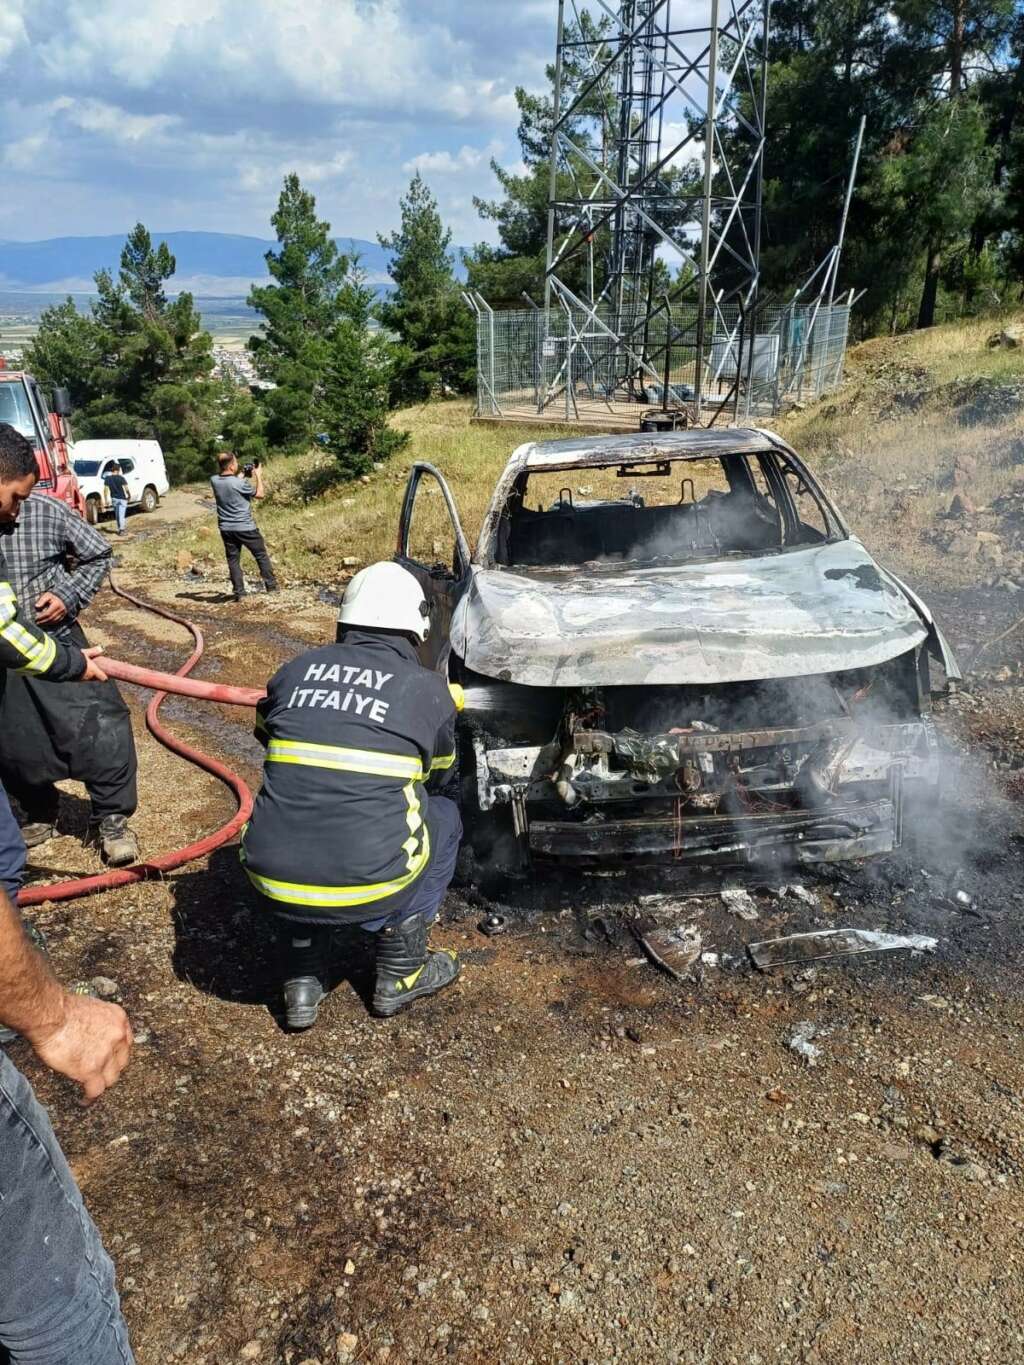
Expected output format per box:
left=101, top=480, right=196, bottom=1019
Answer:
left=248, top=174, right=349, bottom=451
left=23, top=299, right=103, bottom=409
left=26, top=224, right=219, bottom=482
left=317, top=262, right=409, bottom=480
left=378, top=173, right=475, bottom=403
left=465, top=12, right=697, bottom=309
left=216, top=382, right=267, bottom=465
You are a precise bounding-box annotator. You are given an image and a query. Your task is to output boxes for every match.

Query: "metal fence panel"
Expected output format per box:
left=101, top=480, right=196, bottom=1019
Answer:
left=471, top=299, right=851, bottom=425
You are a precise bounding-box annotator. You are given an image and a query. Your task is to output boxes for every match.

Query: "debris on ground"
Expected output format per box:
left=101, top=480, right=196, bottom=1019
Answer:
left=776, top=883, right=820, bottom=907
left=635, top=923, right=703, bottom=982
left=721, top=888, right=759, bottom=921
left=788, top=1020, right=824, bottom=1066
left=748, top=928, right=939, bottom=969
left=987, top=325, right=1023, bottom=349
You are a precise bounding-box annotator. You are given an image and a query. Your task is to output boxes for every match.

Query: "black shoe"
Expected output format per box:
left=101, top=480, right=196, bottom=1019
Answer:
left=372, top=912, right=460, bottom=1018
left=264, top=584, right=280, bottom=594
left=283, top=976, right=325, bottom=1029
left=85, top=815, right=140, bottom=867
left=20, top=820, right=56, bottom=849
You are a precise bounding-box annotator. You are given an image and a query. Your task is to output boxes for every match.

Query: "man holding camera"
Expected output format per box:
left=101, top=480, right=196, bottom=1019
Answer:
left=210, top=451, right=279, bottom=602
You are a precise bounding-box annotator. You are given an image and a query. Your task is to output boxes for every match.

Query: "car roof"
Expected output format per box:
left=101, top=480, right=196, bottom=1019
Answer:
left=73, top=440, right=161, bottom=455
left=514, top=427, right=783, bottom=471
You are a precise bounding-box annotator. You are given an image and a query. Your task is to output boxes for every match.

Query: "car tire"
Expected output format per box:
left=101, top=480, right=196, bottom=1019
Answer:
left=140, top=485, right=159, bottom=513
left=85, top=496, right=101, bottom=526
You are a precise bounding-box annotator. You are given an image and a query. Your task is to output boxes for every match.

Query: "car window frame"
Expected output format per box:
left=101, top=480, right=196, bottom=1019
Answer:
left=488, top=451, right=846, bottom=570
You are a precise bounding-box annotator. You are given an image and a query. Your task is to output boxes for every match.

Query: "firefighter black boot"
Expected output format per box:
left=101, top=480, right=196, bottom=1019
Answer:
left=372, top=912, right=460, bottom=1018
left=281, top=928, right=330, bottom=1030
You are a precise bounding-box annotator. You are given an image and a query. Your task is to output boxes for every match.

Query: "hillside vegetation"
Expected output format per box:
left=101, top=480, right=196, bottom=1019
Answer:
left=126, top=404, right=575, bottom=584
left=778, top=315, right=1024, bottom=588
left=123, top=313, right=1024, bottom=593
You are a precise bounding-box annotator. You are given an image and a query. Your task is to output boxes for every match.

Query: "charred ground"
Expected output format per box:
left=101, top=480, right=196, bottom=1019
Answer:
left=10, top=323, right=1024, bottom=1364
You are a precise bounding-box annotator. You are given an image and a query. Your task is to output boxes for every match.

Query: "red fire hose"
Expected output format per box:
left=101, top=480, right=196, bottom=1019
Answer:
left=18, top=580, right=264, bottom=907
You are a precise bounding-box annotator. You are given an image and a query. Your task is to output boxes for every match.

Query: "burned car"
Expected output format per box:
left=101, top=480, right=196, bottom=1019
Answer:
left=395, top=429, right=960, bottom=870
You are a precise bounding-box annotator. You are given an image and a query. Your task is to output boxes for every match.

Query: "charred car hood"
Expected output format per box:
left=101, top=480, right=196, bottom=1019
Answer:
left=451, top=540, right=928, bottom=687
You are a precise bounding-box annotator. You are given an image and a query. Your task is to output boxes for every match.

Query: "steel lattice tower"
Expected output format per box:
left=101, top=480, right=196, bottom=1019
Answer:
left=543, top=0, right=770, bottom=424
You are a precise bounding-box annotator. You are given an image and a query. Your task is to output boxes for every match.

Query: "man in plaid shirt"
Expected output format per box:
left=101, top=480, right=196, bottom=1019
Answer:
left=0, top=469, right=141, bottom=867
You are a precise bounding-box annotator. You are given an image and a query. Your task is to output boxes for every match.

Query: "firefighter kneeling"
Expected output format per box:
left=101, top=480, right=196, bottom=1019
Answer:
left=242, top=562, right=462, bottom=1028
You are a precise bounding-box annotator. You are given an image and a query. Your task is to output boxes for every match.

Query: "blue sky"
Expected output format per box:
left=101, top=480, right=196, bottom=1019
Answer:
left=0, top=0, right=555, bottom=246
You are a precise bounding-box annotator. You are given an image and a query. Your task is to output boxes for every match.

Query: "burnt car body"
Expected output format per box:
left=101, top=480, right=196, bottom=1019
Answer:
left=395, top=429, right=960, bottom=871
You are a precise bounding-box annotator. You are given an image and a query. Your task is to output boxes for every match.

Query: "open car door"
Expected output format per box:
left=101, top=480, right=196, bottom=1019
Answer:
left=395, top=462, right=472, bottom=673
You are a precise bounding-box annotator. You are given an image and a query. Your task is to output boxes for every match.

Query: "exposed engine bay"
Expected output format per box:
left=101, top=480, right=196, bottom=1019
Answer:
left=464, top=648, right=939, bottom=868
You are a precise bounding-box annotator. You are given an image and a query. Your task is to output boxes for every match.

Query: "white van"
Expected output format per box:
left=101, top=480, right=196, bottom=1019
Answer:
left=71, top=440, right=170, bottom=526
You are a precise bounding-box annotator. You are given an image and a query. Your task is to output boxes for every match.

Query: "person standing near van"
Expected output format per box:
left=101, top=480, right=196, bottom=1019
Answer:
left=103, top=461, right=130, bottom=535
left=210, top=451, right=279, bottom=601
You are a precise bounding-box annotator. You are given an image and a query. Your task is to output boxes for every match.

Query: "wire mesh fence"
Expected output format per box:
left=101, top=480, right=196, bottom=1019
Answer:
left=469, top=296, right=851, bottom=426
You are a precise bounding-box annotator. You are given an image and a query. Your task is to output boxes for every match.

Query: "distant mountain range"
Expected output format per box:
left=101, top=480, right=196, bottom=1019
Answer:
left=0, top=230, right=408, bottom=296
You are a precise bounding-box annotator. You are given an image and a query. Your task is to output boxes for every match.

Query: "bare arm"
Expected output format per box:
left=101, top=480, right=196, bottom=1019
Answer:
left=0, top=892, right=133, bottom=1101
left=252, top=465, right=266, bottom=500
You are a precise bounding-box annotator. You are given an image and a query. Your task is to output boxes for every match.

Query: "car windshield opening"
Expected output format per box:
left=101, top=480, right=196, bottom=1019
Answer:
left=497, top=452, right=836, bottom=569
left=0, top=383, right=40, bottom=444
left=73, top=461, right=102, bottom=476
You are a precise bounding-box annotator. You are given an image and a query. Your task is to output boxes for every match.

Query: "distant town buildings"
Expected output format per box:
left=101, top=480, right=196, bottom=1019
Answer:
left=212, top=346, right=267, bottom=389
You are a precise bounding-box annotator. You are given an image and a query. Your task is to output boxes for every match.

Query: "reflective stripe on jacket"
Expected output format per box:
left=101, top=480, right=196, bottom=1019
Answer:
left=240, top=628, right=456, bottom=922
left=0, top=543, right=85, bottom=690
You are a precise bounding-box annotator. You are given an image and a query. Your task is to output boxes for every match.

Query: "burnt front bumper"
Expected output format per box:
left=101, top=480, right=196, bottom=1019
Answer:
left=471, top=718, right=935, bottom=867
left=528, top=792, right=900, bottom=867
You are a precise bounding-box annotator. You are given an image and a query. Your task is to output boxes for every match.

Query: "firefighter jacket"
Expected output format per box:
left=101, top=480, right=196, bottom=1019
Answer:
left=0, top=542, right=85, bottom=696
left=241, top=629, right=456, bottom=923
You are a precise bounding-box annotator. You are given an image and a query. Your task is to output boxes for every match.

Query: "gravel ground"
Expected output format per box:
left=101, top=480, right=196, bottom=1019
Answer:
left=9, top=496, right=1024, bottom=1365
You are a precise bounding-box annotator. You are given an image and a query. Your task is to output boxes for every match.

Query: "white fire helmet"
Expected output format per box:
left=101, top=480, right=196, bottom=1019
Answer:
left=337, top=562, right=430, bottom=642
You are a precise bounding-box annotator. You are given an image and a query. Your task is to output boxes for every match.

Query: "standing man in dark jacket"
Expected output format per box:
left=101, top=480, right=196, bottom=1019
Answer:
left=0, top=436, right=140, bottom=866
left=210, top=450, right=278, bottom=602
left=242, top=562, right=462, bottom=1029
left=103, top=460, right=130, bottom=536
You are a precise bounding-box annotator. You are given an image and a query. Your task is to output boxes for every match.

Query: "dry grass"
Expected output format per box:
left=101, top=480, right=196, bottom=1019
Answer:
left=127, top=402, right=576, bottom=584
left=776, top=313, right=1024, bottom=586
left=124, top=315, right=1024, bottom=591
left=897, top=314, right=1024, bottom=386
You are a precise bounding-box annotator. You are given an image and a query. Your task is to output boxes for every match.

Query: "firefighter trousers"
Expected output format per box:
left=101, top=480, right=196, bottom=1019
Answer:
left=274, top=795, right=463, bottom=966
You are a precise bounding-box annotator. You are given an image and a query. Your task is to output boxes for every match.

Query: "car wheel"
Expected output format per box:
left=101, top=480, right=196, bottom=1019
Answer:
left=85, top=496, right=101, bottom=526
left=140, top=485, right=159, bottom=513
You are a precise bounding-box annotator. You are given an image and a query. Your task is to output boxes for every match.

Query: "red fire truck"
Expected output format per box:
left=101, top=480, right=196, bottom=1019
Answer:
left=0, top=360, right=85, bottom=515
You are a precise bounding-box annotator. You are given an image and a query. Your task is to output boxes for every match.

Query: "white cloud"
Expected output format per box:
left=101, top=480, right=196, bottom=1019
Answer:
left=53, top=97, right=180, bottom=144
left=37, top=0, right=513, bottom=123
left=404, top=145, right=486, bottom=175
left=0, top=1, right=556, bottom=244
left=290, top=151, right=354, bottom=184
left=1, top=133, right=47, bottom=172
left=0, top=3, right=27, bottom=61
